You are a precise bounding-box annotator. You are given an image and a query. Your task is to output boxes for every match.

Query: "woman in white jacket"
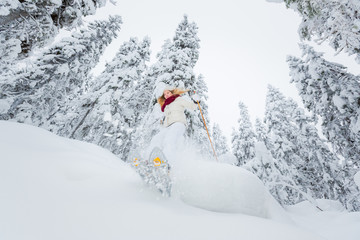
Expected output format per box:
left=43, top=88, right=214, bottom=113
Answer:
left=145, top=85, right=200, bottom=163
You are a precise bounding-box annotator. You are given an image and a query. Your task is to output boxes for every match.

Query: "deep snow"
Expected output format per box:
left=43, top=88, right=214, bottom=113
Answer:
left=1, top=121, right=359, bottom=240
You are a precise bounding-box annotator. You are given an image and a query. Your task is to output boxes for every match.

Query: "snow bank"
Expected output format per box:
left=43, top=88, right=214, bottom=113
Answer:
left=173, top=160, right=268, bottom=217
left=171, top=149, right=290, bottom=222
left=287, top=199, right=360, bottom=240
left=0, top=121, right=339, bottom=240
left=0, top=121, right=146, bottom=240
left=286, top=199, right=345, bottom=215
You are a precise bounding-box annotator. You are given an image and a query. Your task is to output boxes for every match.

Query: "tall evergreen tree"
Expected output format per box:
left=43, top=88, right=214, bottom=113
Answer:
left=0, top=0, right=108, bottom=59
left=277, top=0, right=360, bottom=63
left=246, top=117, right=308, bottom=206
left=56, top=37, right=150, bottom=161
left=265, top=85, right=310, bottom=204
left=265, top=85, right=360, bottom=210
left=212, top=123, right=229, bottom=156
left=231, top=101, right=255, bottom=166
left=0, top=15, right=122, bottom=128
left=287, top=44, right=360, bottom=168
left=254, top=118, right=266, bottom=141
left=245, top=140, right=309, bottom=206
left=0, top=36, right=21, bottom=110
left=149, top=15, right=200, bottom=89
left=189, top=74, right=211, bottom=155
left=291, top=102, right=347, bottom=201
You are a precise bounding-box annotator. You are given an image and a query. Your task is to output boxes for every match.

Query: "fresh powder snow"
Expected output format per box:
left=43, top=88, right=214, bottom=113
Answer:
left=1, top=121, right=360, bottom=240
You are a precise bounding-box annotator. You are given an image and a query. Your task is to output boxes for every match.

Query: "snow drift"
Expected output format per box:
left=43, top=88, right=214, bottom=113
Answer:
left=171, top=156, right=285, bottom=219
left=1, top=121, right=358, bottom=240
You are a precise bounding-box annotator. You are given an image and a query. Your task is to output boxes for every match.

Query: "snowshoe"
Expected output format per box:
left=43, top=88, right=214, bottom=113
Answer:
left=148, top=147, right=172, bottom=196
left=128, top=147, right=172, bottom=197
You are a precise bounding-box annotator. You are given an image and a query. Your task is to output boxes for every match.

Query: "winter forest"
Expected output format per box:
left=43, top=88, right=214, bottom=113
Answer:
left=1, top=0, right=360, bottom=222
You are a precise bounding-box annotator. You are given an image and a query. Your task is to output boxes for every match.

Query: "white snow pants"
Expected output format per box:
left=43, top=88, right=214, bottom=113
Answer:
left=145, top=122, right=186, bottom=164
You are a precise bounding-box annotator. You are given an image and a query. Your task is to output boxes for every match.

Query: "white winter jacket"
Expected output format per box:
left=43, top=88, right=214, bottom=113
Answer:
left=163, top=96, right=197, bottom=127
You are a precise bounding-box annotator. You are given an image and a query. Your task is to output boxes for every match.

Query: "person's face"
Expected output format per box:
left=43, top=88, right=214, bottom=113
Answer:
left=163, top=90, right=173, bottom=99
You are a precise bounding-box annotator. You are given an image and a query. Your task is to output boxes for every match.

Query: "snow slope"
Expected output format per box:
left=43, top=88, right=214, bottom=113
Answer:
left=1, top=121, right=358, bottom=240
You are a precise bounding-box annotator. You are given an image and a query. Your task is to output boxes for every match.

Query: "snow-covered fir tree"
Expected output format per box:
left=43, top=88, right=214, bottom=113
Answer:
left=255, top=118, right=269, bottom=143
left=293, top=106, right=360, bottom=211
left=245, top=141, right=310, bottom=206
left=265, top=85, right=310, bottom=204
left=135, top=15, right=211, bottom=156
left=189, top=74, right=212, bottom=155
left=264, top=85, right=360, bottom=210
left=287, top=45, right=360, bottom=211
left=287, top=44, right=360, bottom=168
left=55, top=37, right=151, bottom=161
left=231, top=101, right=255, bottom=166
left=212, top=123, right=229, bottom=156
left=247, top=117, right=311, bottom=207
left=278, top=0, right=360, bottom=63
left=0, top=0, right=107, bottom=59
left=0, top=16, right=122, bottom=128
left=0, top=36, right=21, bottom=110
left=149, top=15, right=200, bottom=89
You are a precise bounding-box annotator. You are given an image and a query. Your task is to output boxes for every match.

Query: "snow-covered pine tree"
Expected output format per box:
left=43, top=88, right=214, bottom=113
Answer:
left=287, top=44, right=360, bottom=168
left=291, top=101, right=351, bottom=201
left=231, top=101, right=255, bottom=166
left=293, top=107, right=360, bottom=211
left=149, top=15, right=200, bottom=89
left=212, top=123, right=229, bottom=156
left=56, top=37, right=151, bottom=161
left=189, top=74, right=212, bottom=155
left=0, top=36, right=21, bottom=113
left=135, top=15, right=211, bottom=156
left=276, top=0, right=360, bottom=63
left=245, top=140, right=308, bottom=206
left=246, top=117, right=308, bottom=207
left=264, top=84, right=360, bottom=210
left=0, top=16, right=122, bottom=128
left=265, top=85, right=309, bottom=204
left=255, top=118, right=269, bottom=143
left=287, top=45, right=360, bottom=211
left=0, top=0, right=107, bottom=59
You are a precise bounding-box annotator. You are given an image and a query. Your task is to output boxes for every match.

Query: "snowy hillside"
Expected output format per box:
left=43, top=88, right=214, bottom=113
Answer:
left=1, top=121, right=359, bottom=240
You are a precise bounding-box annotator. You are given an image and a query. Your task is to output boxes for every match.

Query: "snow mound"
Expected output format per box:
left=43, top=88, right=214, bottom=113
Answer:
left=0, top=121, right=337, bottom=240
left=174, top=161, right=268, bottom=217
left=287, top=199, right=360, bottom=240
left=171, top=150, right=287, bottom=220
left=287, top=199, right=345, bottom=215
left=218, top=152, right=237, bottom=165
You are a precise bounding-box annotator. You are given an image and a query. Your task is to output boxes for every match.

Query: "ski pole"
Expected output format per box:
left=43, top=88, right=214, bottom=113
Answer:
left=194, top=92, right=218, bottom=161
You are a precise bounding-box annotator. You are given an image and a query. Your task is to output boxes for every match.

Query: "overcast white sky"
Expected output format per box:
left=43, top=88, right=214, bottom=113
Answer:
left=85, top=0, right=360, bottom=142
